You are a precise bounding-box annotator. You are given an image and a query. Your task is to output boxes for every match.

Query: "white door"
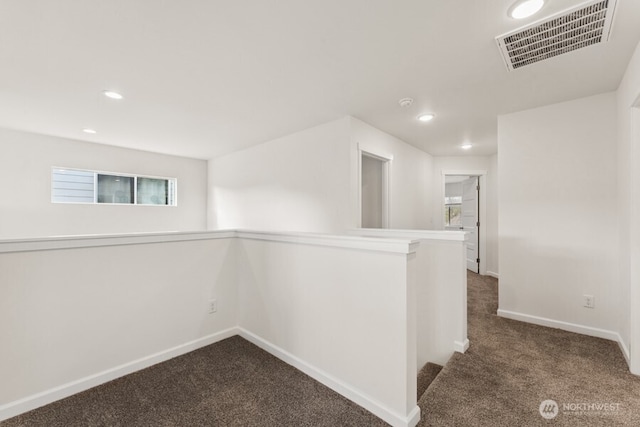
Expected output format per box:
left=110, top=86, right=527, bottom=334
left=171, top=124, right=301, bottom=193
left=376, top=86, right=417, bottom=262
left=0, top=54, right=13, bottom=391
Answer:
left=461, top=177, right=479, bottom=273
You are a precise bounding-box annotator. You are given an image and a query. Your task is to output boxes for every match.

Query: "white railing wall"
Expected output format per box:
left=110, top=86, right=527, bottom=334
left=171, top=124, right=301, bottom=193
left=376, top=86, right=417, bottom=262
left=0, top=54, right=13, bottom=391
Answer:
left=235, top=231, right=419, bottom=425
left=349, top=229, right=468, bottom=367
left=0, top=229, right=466, bottom=427
left=0, top=231, right=239, bottom=421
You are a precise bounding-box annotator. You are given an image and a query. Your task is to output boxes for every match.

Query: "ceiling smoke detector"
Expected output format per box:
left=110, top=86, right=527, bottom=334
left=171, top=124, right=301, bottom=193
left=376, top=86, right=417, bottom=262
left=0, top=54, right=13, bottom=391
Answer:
left=496, top=0, right=617, bottom=71
left=398, top=97, right=414, bottom=107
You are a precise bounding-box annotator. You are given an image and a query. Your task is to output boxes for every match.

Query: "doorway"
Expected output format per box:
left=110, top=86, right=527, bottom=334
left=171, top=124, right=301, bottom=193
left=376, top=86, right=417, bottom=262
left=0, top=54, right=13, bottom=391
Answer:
left=443, top=170, right=487, bottom=274
left=444, top=175, right=479, bottom=273
left=360, top=151, right=390, bottom=229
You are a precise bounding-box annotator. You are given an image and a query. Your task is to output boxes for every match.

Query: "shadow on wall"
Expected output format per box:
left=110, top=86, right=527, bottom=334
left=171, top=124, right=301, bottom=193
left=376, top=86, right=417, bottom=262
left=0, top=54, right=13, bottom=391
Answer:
left=210, top=186, right=344, bottom=232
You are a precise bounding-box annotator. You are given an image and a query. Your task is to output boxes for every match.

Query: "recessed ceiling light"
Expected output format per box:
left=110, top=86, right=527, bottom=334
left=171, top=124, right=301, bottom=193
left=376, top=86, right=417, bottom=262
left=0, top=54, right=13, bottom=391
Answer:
left=461, top=143, right=473, bottom=150
left=102, top=90, right=124, bottom=100
left=508, top=0, right=544, bottom=19
left=82, top=128, right=97, bottom=134
left=417, top=113, right=435, bottom=122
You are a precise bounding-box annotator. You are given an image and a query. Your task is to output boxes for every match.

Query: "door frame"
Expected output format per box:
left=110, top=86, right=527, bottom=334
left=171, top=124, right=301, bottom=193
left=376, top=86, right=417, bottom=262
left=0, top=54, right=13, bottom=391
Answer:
left=630, top=94, right=640, bottom=375
left=358, top=144, right=392, bottom=228
left=442, top=169, right=488, bottom=276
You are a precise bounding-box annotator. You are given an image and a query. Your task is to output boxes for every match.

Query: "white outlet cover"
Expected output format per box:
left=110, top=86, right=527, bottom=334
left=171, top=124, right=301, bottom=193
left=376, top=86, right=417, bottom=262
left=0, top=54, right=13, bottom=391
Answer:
left=208, top=299, right=217, bottom=313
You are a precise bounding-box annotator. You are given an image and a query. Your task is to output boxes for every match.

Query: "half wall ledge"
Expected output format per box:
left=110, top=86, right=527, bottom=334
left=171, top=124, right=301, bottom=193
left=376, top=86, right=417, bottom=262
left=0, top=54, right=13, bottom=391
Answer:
left=0, top=229, right=419, bottom=255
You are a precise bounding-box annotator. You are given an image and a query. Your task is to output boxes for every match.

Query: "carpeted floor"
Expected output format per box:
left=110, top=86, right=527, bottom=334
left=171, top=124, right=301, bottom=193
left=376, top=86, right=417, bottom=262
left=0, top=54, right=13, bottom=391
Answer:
left=1, top=336, right=387, bottom=426
left=416, top=363, right=442, bottom=402
left=4, top=272, right=640, bottom=426
left=418, top=272, right=640, bottom=426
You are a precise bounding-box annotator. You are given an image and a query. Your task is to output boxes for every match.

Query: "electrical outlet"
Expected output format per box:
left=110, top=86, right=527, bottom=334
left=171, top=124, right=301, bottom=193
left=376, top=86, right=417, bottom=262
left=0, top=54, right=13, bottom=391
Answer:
left=583, top=294, right=594, bottom=309
left=208, top=299, right=217, bottom=314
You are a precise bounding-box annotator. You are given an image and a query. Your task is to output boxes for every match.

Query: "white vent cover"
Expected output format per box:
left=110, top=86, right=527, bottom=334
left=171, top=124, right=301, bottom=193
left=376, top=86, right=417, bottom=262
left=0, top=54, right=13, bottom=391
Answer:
left=496, top=0, right=617, bottom=71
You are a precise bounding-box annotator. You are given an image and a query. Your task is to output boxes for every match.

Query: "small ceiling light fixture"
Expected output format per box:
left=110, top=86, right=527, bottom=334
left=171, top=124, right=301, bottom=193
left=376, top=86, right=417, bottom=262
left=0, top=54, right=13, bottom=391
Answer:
left=399, top=97, right=414, bottom=107
left=461, top=142, right=473, bottom=150
left=82, top=128, right=97, bottom=134
left=417, top=113, right=435, bottom=122
left=102, top=90, right=124, bottom=100
left=508, top=0, right=545, bottom=19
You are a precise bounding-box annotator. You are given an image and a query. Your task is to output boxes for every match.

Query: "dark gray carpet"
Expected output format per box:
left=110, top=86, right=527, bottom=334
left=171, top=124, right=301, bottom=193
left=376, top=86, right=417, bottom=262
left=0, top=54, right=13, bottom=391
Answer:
left=417, top=363, right=442, bottom=400
left=2, top=336, right=387, bottom=426
left=6, top=272, right=640, bottom=426
left=418, top=272, right=640, bottom=426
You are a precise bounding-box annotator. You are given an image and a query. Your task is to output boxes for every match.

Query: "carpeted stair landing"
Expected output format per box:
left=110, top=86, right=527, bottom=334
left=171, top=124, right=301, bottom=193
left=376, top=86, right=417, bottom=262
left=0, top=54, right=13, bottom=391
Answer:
left=417, top=362, right=443, bottom=401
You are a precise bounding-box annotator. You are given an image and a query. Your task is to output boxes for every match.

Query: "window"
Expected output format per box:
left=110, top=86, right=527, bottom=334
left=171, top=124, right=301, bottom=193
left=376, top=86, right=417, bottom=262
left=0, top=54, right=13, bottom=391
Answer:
left=444, top=196, right=462, bottom=227
left=97, top=174, right=134, bottom=204
left=137, top=177, right=174, bottom=205
left=52, top=168, right=177, bottom=206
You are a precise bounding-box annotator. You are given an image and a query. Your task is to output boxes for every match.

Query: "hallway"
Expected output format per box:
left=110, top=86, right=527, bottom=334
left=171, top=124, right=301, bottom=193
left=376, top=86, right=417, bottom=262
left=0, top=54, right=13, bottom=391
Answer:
left=418, top=272, right=640, bottom=426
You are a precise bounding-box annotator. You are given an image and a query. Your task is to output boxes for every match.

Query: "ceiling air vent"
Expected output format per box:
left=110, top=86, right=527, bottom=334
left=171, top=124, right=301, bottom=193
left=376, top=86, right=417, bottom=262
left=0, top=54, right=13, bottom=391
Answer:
left=496, top=0, right=617, bottom=71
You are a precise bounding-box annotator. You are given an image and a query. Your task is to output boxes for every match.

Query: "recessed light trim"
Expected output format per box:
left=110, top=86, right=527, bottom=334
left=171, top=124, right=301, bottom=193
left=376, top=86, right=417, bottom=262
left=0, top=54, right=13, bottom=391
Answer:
left=102, top=90, right=124, bottom=100
left=82, top=128, right=97, bottom=134
left=508, top=0, right=544, bottom=19
left=417, top=113, right=435, bottom=122
left=461, top=143, right=473, bottom=150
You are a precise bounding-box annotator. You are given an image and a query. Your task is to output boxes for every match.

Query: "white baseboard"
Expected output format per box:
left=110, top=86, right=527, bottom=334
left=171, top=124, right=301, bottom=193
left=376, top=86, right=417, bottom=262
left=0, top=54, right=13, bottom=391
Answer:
left=497, top=309, right=630, bottom=366
left=486, top=271, right=499, bottom=279
left=2, top=327, right=422, bottom=427
left=454, top=339, right=470, bottom=353
left=618, top=337, right=631, bottom=366
left=0, top=327, right=239, bottom=422
left=238, top=328, right=420, bottom=427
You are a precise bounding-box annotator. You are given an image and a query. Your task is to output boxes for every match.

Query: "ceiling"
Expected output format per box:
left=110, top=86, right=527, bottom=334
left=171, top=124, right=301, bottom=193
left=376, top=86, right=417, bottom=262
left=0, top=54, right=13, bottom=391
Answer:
left=1, top=0, right=639, bottom=160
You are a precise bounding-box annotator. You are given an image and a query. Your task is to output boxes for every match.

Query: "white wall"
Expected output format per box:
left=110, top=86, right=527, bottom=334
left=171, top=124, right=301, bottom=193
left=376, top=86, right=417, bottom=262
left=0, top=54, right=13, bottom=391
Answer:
left=350, top=229, right=468, bottom=367
left=445, top=181, right=463, bottom=198
left=498, top=92, right=619, bottom=339
left=487, top=154, right=499, bottom=277
left=0, top=128, right=208, bottom=238
left=236, top=236, right=418, bottom=426
left=350, top=117, right=434, bottom=230
left=210, top=116, right=435, bottom=234
left=1, top=230, right=424, bottom=427
left=617, top=40, right=640, bottom=373
left=431, top=155, right=499, bottom=276
left=208, top=118, right=352, bottom=233
left=0, top=235, right=237, bottom=417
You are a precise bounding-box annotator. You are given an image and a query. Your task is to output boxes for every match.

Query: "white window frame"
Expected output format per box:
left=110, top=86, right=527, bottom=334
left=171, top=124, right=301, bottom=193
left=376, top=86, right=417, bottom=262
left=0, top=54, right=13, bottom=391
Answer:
left=51, top=167, right=178, bottom=206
